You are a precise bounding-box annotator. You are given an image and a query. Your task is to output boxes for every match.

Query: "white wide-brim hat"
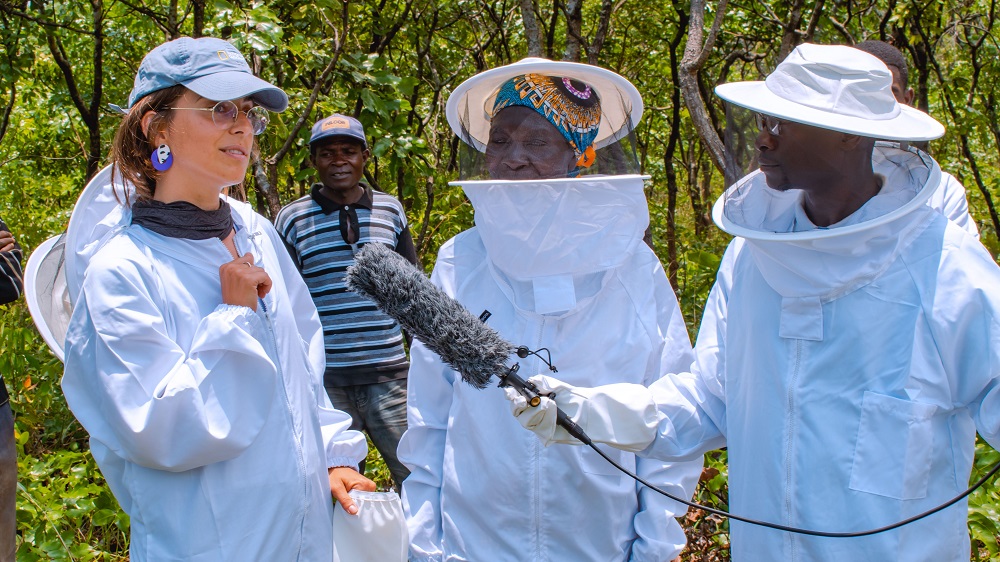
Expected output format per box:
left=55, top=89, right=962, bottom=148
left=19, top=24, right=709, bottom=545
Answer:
left=24, top=235, right=69, bottom=362
left=445, top=57, right=644, bottom=152
left=715, top=43, right=944, bottom=141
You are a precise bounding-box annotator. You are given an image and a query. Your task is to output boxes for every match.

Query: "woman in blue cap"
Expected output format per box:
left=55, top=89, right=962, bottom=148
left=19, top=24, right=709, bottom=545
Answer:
left=61, top=37, right=374, bottom=561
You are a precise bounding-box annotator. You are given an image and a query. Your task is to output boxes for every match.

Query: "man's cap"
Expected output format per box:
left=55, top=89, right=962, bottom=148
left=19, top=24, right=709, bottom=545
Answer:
left=445, top=57, right=643, bottom=153
left=127, top=37, right=288, bottom=112
left=714, top=43, right=943, bottom=141
left=309, top=114, right=367, bottom=148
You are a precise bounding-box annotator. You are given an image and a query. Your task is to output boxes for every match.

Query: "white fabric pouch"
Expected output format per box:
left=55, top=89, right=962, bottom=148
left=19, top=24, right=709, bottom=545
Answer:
left=333, top=490, right=408, bottom=562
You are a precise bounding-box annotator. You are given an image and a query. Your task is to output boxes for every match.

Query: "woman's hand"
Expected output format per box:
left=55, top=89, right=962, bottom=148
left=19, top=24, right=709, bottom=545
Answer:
left=328, top=466, right=377, bottom=515
left=219, top=252, right=272, bottom=311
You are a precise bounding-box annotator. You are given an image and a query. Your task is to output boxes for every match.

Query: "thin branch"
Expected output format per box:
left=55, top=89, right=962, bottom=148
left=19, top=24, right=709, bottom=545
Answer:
left=587, top=0, right=615, bottom=64
left=0, top=86, right=15, bottom=147
left=0, top=3, right=92, bottom=34
left=46, top=34, right=95, bottom=127
left=267, top=4, right=348, bottom=164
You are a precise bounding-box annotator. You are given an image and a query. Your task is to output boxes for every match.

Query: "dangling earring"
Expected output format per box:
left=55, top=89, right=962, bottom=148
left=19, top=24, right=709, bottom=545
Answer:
left=151, top=144, right=173, bottom=171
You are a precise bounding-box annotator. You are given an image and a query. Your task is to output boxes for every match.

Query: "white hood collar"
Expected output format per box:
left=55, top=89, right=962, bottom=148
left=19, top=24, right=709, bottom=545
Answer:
left=456, top=174, right=650, bottom=314
left=712, top=144, right=941, bottom=341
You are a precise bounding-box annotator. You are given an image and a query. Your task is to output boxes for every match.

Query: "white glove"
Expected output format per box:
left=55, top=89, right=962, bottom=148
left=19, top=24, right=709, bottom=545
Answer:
left=504, top=374, right=659, bottom=452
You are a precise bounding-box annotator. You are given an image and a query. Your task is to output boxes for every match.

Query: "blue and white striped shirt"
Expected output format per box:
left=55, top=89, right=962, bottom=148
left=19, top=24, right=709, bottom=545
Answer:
left=275, top=184, right=417, bottom=386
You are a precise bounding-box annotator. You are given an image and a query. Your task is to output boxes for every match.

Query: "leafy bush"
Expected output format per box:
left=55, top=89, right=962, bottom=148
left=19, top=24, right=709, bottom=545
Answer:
left=15, top=448, right=128, bottom=561
left=1, top=301, right=129, bottom=559
left=970, top=439, right=1000, bottom=560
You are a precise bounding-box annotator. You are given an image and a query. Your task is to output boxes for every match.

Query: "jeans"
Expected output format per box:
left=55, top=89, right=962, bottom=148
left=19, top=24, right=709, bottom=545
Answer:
left=326, top=379, right=410, bottom=491
left=0, top=401, right=15, bottom=562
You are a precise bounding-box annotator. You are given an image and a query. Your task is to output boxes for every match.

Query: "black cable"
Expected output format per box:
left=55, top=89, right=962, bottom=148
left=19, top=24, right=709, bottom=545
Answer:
left=586, top=439, right=1000, bottom=538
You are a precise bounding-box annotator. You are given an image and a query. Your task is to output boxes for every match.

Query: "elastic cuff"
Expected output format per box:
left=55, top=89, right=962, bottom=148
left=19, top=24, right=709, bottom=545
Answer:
left=409, top=554, right=443, bottom=562
left=214, top=303, right=265, bottom=333
left=327, top=457, right=361, bottom=471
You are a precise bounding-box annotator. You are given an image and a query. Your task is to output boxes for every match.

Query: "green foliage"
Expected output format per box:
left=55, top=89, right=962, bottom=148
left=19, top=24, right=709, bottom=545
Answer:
left=362, top=436, right=395, bottom=491
left=969, top=440, right=1000, bottom=559
left=681, top=451, right=731, bottom=559
left=2, top=1, right=1000, bottom=560
left=15, top=449, right=129, bottom=561
left=2, top=302, right=125, bottom=558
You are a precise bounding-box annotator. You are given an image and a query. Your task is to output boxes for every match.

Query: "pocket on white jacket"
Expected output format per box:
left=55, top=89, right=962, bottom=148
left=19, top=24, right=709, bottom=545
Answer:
left=849, top=391, right=939, bottom=500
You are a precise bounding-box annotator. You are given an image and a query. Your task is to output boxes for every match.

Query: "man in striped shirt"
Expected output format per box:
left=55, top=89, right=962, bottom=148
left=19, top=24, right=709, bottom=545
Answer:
left=275, top=114, right=417, bottom=490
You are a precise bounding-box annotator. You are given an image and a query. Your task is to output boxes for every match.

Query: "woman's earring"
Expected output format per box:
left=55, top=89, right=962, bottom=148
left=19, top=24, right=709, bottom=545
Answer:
left=151, top=144, right=173, bottom=171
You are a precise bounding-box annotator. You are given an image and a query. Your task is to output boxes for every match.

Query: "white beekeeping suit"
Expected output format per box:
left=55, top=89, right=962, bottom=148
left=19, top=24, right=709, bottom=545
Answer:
left=399, top=57, right=702, bottom=562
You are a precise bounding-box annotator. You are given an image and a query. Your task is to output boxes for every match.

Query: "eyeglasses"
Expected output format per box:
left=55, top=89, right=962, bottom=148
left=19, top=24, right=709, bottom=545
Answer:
left=754, top=113, right=784, bottom=136
left=166, top=100, right=270, bottom=135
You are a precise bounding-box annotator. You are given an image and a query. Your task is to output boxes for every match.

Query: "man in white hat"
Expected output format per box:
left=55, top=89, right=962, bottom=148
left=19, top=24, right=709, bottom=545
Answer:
left=398, top=60, right=702, bottom=561
left=506, top=43, right=1000, bottom=560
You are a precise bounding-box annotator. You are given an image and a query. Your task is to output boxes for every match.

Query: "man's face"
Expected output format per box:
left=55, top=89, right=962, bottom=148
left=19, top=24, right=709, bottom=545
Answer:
left=312, top=138, right=370, bottom=193
left=755, top=116, right=851, bottom=193
left=485, top=106, right=578, bottom=180
left=888, top=66, right=915, bottom=106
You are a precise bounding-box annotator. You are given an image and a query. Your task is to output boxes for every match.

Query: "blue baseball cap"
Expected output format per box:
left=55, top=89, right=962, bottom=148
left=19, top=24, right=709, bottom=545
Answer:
left=309, top=114, right=367, bottom=148
left=126, top=37, right=288, bottom=112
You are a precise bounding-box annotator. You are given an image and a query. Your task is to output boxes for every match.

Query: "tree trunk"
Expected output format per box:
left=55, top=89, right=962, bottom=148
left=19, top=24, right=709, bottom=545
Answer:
left=193, top=0, right=205, bottom=37
left=662, top=2, right=691, bottom=288
left=563, top=0, right=583, bottom=61
left=679, top=0, right=736, bottom=184
left=520, top=0, right=544, bottom=57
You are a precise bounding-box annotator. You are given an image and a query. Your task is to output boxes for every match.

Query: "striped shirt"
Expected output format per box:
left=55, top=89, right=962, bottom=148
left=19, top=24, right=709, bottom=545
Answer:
left=275, top=184, right=417, bottom=387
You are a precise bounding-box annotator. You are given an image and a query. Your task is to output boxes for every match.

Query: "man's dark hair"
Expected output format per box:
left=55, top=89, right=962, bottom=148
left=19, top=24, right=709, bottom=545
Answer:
left=854, top=40, right=909, bottom=88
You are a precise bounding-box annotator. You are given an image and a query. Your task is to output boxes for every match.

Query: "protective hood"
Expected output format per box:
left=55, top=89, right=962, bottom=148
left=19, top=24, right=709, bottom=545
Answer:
left=457, top=174, right=649, bottom=314
left=65, top=166, right=134, bottom=306
left=712, top=143, right=941, bottom=340
left=25, top=165, right=132, bottom=361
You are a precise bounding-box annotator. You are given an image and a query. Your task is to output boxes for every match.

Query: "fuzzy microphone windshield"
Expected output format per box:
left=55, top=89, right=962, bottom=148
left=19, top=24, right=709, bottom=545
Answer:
left=345, top=243, right=513, bottom=389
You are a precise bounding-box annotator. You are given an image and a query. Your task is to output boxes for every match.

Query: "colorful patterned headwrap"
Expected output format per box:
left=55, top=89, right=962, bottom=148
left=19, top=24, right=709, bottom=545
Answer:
left=491, top=74, right=602, bottom=169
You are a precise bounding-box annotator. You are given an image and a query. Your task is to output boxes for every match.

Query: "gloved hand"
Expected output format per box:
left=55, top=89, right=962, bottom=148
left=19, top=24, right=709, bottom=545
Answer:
left=504, top=374, right=659, bottom=452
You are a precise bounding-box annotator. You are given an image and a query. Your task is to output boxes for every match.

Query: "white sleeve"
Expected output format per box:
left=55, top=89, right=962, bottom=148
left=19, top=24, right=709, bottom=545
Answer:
left=630, top=455, right=703, bottom=561
left=62, top=258, right=278, bottom=472
left=397, top=339, right=454, bottom=562
left=937, top=238, right=1000, bottom=448
left=630, top=256, right=703, bottom=561
left=317, top=391, right=368, bottom=469
left=642, top=240, right=742, bottom=462
left=974, top=367, right=1000, bottom=449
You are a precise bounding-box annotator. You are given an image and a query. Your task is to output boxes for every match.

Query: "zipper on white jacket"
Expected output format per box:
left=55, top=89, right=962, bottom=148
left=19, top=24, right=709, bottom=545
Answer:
left=785, top=338, right=802, bottom=561
left=223, top=234, right=310, bottom=557
left=259, top=297, right=310, bottom=560
left=531, top=316, right=546, bottom=561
